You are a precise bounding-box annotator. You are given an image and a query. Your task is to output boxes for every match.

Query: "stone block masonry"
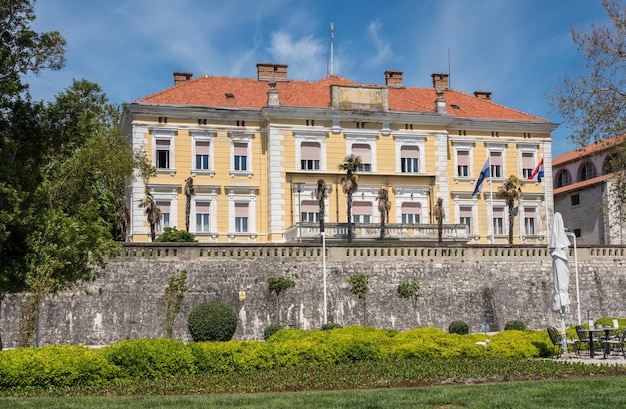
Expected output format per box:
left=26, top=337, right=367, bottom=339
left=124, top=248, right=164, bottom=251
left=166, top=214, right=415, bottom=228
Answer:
left=0, top=244, right=624, bottom=347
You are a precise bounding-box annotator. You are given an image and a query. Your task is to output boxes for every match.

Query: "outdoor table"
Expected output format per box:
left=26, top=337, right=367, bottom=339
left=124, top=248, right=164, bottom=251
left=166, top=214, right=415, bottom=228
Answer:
left=588, top=327, right=620, bottom=358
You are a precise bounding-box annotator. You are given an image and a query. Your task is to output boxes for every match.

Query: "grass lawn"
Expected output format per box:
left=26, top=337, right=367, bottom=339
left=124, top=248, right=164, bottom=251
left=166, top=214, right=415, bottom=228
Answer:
left=3, top=376, right=626, bottom=409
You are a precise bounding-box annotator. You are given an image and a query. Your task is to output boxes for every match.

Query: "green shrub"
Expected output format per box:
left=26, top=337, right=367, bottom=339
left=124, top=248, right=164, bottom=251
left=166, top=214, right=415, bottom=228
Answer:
left=321, top=322, right=342, bottom=330
left=155, top=227, right=198, bottom=242
left=486, top=330, right=542, bottom=358
left=448, top=320, right=469, bottom=335
left=188, top=340, right=275, bottom=373
left=102, top=338, right=195, bottom=379
left=264, top=324, right=283, bottom=340
left=0, top=345, right=118, bottom=389
left=188, top=301, right=237, bottom=342
left=504, top=320, right=526, bottom=331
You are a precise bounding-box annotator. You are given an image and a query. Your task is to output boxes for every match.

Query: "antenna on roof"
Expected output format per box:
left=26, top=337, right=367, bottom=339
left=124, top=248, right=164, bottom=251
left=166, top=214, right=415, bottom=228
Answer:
left=448, top=47, right=451, bottom=89
left=327, top=22, right=334, bottom=76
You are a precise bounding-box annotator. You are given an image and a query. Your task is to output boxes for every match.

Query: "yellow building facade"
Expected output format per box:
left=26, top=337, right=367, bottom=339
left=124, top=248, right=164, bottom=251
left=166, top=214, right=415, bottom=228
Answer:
left=122, top=64, right=557, bottom=244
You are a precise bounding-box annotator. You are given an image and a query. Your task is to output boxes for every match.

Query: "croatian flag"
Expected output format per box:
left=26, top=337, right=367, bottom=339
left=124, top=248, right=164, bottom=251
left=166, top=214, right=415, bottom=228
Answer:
left=528, top=159, right=544, bottom=183
left=472, top=157, right=491, bottom=196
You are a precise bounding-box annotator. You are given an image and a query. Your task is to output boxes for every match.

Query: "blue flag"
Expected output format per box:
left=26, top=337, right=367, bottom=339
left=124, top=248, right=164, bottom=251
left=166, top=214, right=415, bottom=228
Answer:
left=472, top=157, right=490, bottom=196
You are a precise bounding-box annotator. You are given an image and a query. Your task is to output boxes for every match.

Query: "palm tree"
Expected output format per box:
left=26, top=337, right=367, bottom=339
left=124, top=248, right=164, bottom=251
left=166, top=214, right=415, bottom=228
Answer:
left=376, top=186, right=391, bottom=240
left=139, top=188, right=162, bottom=242
left=315, top=179, right=327, bottom=234
left=339, top=155, right=361, bottom=243
left=495, top=175, right=523, bottom=245
left=183, top=177, right=195, bottom=232
left=114, top=203, right=131, bottom=242
left=434, top=197, right=445, bottom=243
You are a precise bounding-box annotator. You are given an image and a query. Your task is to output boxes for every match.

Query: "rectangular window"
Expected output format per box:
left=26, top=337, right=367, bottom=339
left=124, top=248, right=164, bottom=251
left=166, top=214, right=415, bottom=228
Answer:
left=235, top=202, right=249, bottom=233
left=157, top=201, right=170, bottom=229
left=234, top=142, right=248, bottom=171
left=300, top=142, right=320, bottom=170
left=352, top=144, right=372, bottom=172
left=490, top=152, right=502, bottom=178
left=524, top=208, right=535, bottom=235
left=401, top=146, right=419, bottom=173
left=522, top=152, right=534, bottom=178
left=457, top=151, right=469, bottom=177
left=300, top=200, right=320, bottom=222
left=493, top=208, right=504, bottom=235
left=156, top=140, right=170, bottom=169
left=401, top=202, right=421, bottom=224
left=352, top=201, right=372, bottom=224
left=195, top=202, right=210, bottom=232
left=459, top=206, right=472, bottom=233
left=195, top=141, right=210, bottom=170
left=571, top=194, right=580, bottom=206
left=574, top=228, right=581, bottom=237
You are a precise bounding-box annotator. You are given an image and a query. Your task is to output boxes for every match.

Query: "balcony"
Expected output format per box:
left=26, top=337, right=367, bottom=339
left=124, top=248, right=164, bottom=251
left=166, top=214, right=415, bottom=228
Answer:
left=284, top=222, right=470, bottom=243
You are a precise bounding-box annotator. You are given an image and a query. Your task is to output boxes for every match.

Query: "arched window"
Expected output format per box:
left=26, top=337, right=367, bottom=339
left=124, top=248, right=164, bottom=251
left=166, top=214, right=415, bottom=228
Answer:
left=556, top=170, right=571, bottom=188
left=579, top=162, right=596, bottom=181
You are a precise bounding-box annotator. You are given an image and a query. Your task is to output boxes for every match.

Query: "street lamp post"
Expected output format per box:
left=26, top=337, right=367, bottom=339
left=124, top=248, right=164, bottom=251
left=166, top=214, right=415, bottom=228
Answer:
left=322, top=231, right=327, bottom=325
left=565, top=231, right=581, bottom=326
left=294, top=183, right=304, bottom=243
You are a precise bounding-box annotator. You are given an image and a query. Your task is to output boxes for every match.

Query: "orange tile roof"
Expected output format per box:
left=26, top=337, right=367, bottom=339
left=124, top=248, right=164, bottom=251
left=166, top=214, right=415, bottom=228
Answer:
left=553, top=173, right=613, bottom=195
left=553, top=134, right=626, bottom=166
left=137, top=74, right=549, bottom=121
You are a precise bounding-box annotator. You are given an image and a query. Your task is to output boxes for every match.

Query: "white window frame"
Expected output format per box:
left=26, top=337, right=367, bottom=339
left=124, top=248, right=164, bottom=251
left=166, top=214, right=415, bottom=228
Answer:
left=190, top=185, right=219, bottom=240
left=226, top=186, right=258, bottom=241
left=190, top=130, right=216, bottom=176
left=151, top=128, right=177, bottom=176
left=518, top=145, right=538, bottom=181
left=294, top=130, right=327, bottom=171
left=394, top=133, right=427, bottom=174
left=393, top=186, right=429, bottom=224
left=229, top=132, right=254, bottom=178
left=486, top=143, right=507, bottom=181
left=451, top=141, right=474, bottom=182
left=145, top=184, right=179, bottom=235
left=345, top=132, right=379, bottom=173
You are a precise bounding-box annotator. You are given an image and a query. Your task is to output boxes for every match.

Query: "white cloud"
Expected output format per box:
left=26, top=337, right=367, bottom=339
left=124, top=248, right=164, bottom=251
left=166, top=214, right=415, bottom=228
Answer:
left=267, top=31, right=326, bottom=80
left=365, top=19, right=392, bottom=68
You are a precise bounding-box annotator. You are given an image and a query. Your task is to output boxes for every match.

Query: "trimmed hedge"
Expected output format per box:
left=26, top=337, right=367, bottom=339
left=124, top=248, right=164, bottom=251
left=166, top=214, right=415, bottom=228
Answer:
left=0, top=326, right=556, bottom=391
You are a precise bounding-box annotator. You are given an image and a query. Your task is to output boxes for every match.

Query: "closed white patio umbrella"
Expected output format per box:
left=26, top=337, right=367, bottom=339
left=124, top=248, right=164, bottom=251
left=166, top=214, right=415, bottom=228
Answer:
left=549, top=212, right=571, bottom=358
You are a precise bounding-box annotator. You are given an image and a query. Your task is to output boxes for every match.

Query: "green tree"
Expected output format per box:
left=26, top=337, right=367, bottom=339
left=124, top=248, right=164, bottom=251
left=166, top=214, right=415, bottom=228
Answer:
left=397, top=279, right=421, bottom=328
left=347, top=273, right=369, bottom=326
left=549, top=0, right=626, bottom=228
left=183, top=177, right=195, bottom=232
left=139, top=189, right=162, bottom=242
left=376, top=186, right=391, bottom=240
left=495, top=175, right=522, bottom=245
left=155, top=227, right=197, bottom=243
left=315, top=179, right=327, bottom=234
left=267, top=277, right=295, bottom=325
left=160, top=269, right=188, bottom=338
left=339, top=155, right=361, bottom=243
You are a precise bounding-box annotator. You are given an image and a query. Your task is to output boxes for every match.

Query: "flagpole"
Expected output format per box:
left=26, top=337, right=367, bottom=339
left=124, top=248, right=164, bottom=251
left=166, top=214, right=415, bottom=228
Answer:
left=488, top=157, right=493, bottom=243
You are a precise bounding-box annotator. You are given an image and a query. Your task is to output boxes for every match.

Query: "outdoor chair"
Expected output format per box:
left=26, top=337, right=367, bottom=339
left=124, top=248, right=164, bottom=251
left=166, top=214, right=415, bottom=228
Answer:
left=575, top=325, right=598, bottom=356
left=547, top=327, right=579, bottom=358
left=602, top=329, right=626, bottom=358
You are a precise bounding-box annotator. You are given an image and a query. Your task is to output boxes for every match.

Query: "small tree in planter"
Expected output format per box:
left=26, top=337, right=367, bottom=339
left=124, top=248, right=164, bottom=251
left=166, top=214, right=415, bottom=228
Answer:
left=397, top=279, right=421, bottom=328
left=160, top=269, right=188, bottom=338
left=267, top=277, right=296, bottom=325
left=347, top=273, right=370, bottom=326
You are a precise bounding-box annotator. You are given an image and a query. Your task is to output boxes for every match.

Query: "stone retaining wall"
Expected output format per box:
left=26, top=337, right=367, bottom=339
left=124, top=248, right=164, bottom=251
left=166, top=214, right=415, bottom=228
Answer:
left=0, top=244, right=624, bottom=347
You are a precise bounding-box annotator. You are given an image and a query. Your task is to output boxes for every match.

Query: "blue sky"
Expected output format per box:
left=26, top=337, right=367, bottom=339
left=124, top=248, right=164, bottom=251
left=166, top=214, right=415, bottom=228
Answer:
left=26, top=0, right=610, bottom=157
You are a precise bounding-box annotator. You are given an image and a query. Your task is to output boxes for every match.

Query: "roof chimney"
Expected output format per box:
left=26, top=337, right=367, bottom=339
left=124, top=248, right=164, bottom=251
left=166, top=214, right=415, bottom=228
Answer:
left=474, top=91, right=492, bottom=101
left=431, top=73, right=449, bottom=90
left=435, top=89, right=447, bottom=115
left=257, top=63, right=288, bottom=81
left=266, top=81, right=280, bottom=107
left=173, top=72, right=193, bottom=85
left=385, top=70, right=403, bottom=87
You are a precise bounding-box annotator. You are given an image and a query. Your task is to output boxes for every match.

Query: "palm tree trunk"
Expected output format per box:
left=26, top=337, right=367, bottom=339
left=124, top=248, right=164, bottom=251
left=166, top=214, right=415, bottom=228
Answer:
left=347, top=191, right=353, bottom=243
left=380, top=211, right=386, bottom=240
left=150, top=223, right=156, bottom=242
left=185, top=197, right=191, bottom=232
left=320, top=200, right=325, bottom=233
left=508, top=202, right=515, bottom=245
